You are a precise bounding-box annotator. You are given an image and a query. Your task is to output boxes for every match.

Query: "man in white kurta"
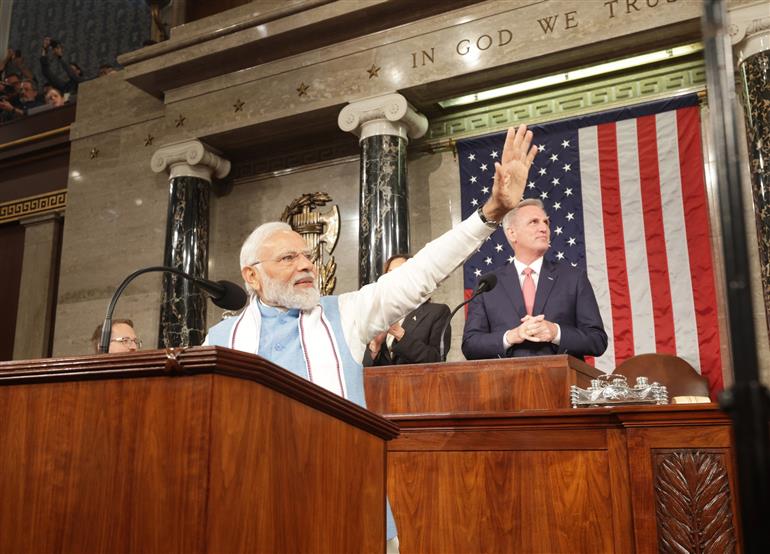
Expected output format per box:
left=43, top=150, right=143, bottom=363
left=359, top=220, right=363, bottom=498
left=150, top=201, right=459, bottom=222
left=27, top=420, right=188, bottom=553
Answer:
left=204, top=124, right=538, bottom=552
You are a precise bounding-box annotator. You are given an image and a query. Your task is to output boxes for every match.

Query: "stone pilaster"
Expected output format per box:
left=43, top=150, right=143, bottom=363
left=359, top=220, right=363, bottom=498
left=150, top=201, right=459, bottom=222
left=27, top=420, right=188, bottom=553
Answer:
left=338, top=93, right=428, bottom=285
left=151, top=140, right=230, bottom=347
left=730, top=3, right=770, bottom=338
left=13, top=213, right=63, bottom=359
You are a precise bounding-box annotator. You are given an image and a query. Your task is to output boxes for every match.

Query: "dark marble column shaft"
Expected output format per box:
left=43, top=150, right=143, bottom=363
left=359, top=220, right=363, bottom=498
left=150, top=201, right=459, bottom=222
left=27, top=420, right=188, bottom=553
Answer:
left=158, top=176, right=210, bottom=348
left=740, top=49, right=770, bottom=335
left=359, top=134, right=409, bottom=285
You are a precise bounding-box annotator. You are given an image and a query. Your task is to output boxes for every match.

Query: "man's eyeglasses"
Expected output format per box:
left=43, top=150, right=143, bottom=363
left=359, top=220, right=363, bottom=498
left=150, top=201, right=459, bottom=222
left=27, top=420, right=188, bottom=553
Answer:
left=111, top=336, right=143, bottom=348
left=252, top=250, right=316, bottom=267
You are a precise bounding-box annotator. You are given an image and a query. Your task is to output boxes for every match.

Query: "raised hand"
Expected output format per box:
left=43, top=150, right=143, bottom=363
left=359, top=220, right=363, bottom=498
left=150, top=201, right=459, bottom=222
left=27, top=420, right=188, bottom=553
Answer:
left=482, top=124, right=538, bottom=222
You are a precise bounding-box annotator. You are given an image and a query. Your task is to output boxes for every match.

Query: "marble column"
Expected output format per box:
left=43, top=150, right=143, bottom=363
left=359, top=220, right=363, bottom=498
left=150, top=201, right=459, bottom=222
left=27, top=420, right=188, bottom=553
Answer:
left=731, top=5, right=770, bottom=335
left=338, top=93, right=428, bottom=285
left=151, top=140, right=230, bottom=348
left=13, top=212, right=63, bottom=359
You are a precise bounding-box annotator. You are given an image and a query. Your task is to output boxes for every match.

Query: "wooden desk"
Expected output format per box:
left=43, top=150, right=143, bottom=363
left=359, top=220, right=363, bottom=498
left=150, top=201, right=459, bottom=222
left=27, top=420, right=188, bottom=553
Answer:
left=366, top=359, right=739, bottom=553
left=386, top=405, right=738, bottom=554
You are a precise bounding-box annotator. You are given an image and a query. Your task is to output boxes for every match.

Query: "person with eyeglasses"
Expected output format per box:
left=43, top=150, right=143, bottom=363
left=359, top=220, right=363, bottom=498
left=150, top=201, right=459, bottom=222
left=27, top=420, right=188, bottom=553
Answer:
left=203, top=124, right=538, bottom=553
left=91, top=318, right=143, bottom=353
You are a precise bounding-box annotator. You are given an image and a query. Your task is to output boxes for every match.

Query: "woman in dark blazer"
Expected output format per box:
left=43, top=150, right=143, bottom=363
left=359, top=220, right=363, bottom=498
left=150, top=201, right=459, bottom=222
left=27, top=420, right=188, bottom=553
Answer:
left=363, top=254, right=451, bottom=366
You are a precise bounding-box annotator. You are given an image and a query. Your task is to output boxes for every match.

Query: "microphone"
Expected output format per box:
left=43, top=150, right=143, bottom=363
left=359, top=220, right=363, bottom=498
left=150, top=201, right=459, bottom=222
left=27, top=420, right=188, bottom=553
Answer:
left=438, top=273, right=498, bottom=361
left=98, top=265, right=247, bottom=353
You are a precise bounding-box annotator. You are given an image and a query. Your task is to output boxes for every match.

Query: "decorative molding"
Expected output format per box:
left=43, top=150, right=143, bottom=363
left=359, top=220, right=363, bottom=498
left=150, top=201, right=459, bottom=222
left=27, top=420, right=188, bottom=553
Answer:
left=729, top=1, right=770, bottom=63
left=653, top=449, right=736, bottom=554
left=338, top=92, right=428, bottom=143
left=424, top=59, right=707, bottom=143
left=0, top=189, right=67, bottom=224
left=151, top=139, right=231, bottom=182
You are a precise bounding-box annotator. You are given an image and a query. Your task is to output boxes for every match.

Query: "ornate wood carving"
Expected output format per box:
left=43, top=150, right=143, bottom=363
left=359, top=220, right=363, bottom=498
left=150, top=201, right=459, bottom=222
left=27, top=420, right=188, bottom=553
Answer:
left=653, top=449, right=736, bottom=554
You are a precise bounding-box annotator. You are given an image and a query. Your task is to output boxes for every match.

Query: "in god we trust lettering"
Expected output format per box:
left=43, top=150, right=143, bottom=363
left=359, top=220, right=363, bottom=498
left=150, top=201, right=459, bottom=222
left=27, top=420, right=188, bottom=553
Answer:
left=408, top=0, right=681, bottom=69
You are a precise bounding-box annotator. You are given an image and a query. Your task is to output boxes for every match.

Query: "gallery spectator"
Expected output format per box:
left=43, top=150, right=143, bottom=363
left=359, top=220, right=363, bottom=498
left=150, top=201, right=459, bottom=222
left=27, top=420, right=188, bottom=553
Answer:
left=0, top=96, right=23, bottom=122
left=98, top=63, right=117, bottom=77
left=45, top=87, right=65, bottom=107
left=3, top=73, right=21, bottom=101
left=0, top=48, right=34, bottom=81
left=40, top=37, right=81, bottom=94
left=16, top=79, right=45, bottom=111
left=69, top=62, right=83, bottom=79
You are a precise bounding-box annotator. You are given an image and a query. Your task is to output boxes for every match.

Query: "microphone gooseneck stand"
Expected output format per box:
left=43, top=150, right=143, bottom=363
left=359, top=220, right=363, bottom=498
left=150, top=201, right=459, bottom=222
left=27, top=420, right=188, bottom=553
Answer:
left=98, top=266, right=247, bottom=353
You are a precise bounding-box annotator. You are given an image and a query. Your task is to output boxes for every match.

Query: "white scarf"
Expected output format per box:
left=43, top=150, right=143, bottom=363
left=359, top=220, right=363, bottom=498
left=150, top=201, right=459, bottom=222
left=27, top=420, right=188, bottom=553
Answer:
left=228, top=299, right=348, bottom=398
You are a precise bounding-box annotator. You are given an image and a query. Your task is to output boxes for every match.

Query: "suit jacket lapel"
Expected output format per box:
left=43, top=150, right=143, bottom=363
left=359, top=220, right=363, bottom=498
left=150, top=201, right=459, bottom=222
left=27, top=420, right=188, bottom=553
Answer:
left=499, top=264, right=527, bottom=320
left=402, top=306, right=423, bottom=333
left=533, top=260, right=557, bottom=315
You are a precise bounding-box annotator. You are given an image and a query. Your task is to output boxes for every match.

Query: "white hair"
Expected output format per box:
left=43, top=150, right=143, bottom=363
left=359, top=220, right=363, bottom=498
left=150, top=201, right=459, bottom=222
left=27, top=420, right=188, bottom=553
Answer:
left=502, top=198, right=546, bottom=230
left=239, top=221, right=292, bottom=296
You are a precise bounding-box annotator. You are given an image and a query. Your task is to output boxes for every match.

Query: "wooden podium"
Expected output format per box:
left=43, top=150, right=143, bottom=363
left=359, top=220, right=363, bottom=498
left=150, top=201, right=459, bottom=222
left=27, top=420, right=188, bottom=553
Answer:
left=0, top=347, right=398, bottom=554
left=365, top=357, right=740, bottom=554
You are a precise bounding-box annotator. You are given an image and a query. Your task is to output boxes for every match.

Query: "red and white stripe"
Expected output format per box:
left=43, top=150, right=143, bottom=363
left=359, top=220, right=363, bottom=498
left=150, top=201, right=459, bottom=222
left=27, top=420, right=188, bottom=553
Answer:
left=579, top=105, right=723, bottom=395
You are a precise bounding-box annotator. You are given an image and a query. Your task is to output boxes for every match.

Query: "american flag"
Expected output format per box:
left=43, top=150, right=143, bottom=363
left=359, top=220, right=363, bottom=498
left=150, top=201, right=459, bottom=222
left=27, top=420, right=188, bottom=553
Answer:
left=458, top=94, right=723, bottom=395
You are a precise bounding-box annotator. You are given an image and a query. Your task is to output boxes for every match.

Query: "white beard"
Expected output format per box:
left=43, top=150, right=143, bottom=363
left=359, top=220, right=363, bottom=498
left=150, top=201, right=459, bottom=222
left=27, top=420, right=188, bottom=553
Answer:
left=260, top=271, right=320, bottom=311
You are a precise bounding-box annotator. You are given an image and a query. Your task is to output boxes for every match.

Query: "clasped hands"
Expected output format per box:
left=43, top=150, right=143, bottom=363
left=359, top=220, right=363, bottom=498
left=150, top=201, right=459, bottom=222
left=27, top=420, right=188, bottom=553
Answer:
left=368, top=322, right=405, bottom=355
left=506, top=314, right=557, bottom=345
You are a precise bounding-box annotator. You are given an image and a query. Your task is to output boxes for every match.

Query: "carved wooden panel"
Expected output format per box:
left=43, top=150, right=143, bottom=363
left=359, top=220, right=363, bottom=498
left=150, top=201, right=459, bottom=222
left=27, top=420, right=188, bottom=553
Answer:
left=653, top=449, right=736, bottom=554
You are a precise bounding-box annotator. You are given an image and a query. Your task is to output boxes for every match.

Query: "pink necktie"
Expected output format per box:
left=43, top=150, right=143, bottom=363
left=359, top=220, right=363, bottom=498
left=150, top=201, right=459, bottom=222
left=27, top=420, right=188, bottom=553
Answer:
left=522, top=267, right=536, bottom=316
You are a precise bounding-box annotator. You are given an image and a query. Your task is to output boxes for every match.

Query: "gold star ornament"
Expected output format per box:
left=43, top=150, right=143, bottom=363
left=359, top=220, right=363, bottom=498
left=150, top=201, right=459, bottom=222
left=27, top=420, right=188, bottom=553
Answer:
left=366, top=64, right=381, bottom=79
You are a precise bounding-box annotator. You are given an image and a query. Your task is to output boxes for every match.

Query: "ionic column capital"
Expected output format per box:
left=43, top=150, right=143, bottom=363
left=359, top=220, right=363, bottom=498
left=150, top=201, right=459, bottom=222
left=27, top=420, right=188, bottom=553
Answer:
left=728, top=1, right=770, bottom=64
left=151, top=139, right=231, bottom=182
left=338, top=93, right=428, bottom=143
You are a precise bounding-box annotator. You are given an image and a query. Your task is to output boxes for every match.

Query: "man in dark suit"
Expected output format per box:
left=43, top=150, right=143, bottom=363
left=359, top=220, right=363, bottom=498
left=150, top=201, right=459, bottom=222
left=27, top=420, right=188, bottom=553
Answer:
left=363, top=255, right=451, bottom=366
left=462, top=198, right=607, bottom=360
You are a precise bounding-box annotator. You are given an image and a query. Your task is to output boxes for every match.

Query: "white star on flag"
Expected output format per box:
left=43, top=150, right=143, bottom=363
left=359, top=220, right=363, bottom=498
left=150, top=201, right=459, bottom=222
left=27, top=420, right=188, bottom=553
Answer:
left=484, top=256, right=493, bottom=265
left=537, top=144, right=546, bottom=152
left=474, top=268, right=482, bottom=277
left=551, top=178, right=560, bottom=186
left=565, top=188, right=573, bottom=196
left=554, top=226, right=563, bottom=235
left=552, top=202, right=561, bottom=210
left=556, top=251, right=565, bottom=260
left=527, top=181, right=536, bottom=189
left=566, top=212, right=575, bottom=221
left=471, top=198, right=479, bottom=206
left=490, top=150, right=499, bottom=158
left=468, top=153, right=475, bottom=161
left=507, top=255, right=515, bottom=264
left=561, top=139, right=571, bottom=148
left=470, top=176, right=477, bottom=183
left=550, top=153, right=559, bottom=162
left=481, top=186, right=489, bottom=194
left=480, top=163, right=488, bottom=171
left=568, top=237, right=576, bottom=246
left=540, top=191, right=548, bottom=200
left=563, top=163, right=572, bottom=172
left=495, top=243, right=503, bottom=252
left=538, top=168, right=547, bottom=176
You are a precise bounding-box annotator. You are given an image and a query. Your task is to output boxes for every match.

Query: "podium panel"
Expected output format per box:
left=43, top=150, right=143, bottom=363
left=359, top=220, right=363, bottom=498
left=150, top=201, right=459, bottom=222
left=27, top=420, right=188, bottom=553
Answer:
left=365, top=355, right=600, bottom=414
left=0, top=347, right=398, bottom=554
